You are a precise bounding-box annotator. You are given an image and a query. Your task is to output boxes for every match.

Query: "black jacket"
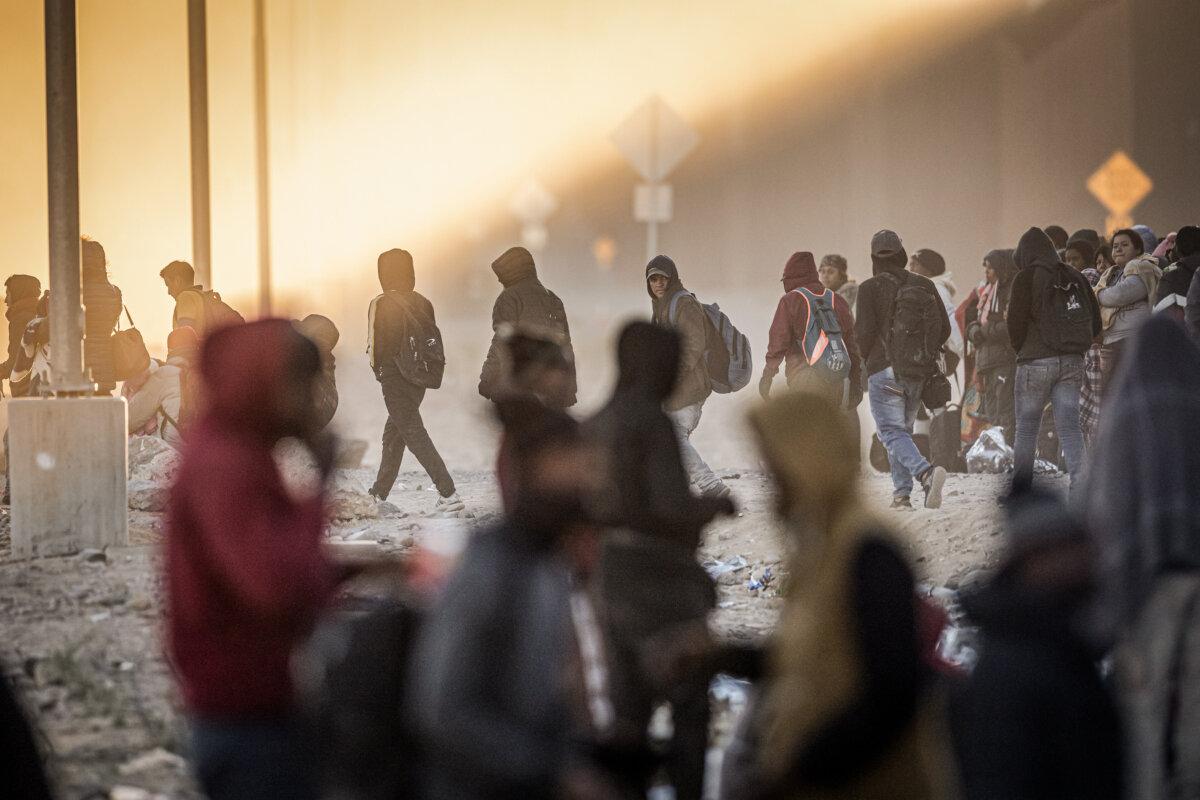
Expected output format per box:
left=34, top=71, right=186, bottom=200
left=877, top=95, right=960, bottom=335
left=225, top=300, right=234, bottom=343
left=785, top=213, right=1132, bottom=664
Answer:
left=1, top=276, right=40, bottom=389
left=1154, top=253, right=1200, bottom=315
left=1007, top=227, right=1102, bottom=362
left=951, top=575, right=1122, bottom=800
left=854, top=252, right=951, bottom=379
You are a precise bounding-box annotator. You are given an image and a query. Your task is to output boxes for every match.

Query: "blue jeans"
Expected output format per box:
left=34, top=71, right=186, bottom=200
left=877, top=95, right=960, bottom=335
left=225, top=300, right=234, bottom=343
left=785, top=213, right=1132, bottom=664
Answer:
left=190, top=717, right=316, bottom=800
left=667, top=402, right=720, bottom=491
left=868, top=368, right=932, bottom=497
left=1013, top=355, right=1085, bottom=489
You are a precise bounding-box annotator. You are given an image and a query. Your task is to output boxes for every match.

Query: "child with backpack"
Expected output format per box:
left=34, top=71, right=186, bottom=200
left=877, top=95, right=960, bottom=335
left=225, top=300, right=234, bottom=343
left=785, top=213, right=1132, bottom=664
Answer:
left=647, top=255, right=752, bottom=500
left=854, top=230, right=952, bottom=509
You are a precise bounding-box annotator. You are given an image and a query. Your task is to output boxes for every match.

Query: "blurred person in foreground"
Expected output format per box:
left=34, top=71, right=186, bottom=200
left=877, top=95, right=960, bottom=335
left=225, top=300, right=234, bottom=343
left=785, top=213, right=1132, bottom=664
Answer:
left=165, top=319, right=346, bottom=800
left=724, top=391, right=953, bottom=799
left=951, top=488, right=1121, bottom=800
left=586, top=321, right=736, bottom=800
left=410, top=398, right=621, bottom=800
left=1087, top=315, right=1200, bottom=800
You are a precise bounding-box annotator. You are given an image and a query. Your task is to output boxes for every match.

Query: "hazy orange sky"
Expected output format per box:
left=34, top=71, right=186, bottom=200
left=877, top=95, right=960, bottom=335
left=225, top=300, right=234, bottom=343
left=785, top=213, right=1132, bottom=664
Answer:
left=0, top=0, right=1014, bottom=350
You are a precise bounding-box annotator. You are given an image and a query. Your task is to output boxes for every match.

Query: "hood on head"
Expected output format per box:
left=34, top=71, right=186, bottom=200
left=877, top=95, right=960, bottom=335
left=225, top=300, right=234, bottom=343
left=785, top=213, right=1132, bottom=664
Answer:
left=871, top=249, right=908, bottom=277
left=781, top=251, right=820, bottom=292
left=615, top=321, right=679, bottom=401
left=645, top=255, right=684, bottom=303
left=492, top=247, right=537, bottom=287
left=984, top=248, right=1019, bottom=284
left=5, top=275, right=41, bottom=305
left=1175, top=225, right=1200, bottom=258
left=1013, top=227, right=1060, bottom=271
left=295, top=314, right=340, bottom=353
left=199, top=319, right=313, bottom=436
left=747, top=392, right=859, bottom=524
left=1132, top=224, right=1158, bottom=255
left=81, top=239, right=108, bottom=283
left=378, top=249, right=415, bottom=292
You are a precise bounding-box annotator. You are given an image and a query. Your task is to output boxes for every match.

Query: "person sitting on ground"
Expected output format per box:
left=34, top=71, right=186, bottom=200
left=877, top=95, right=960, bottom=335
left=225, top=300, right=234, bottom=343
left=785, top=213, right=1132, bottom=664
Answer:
left=295, top=314, right=339, bottom=432
left=125, top=326, right=199, bottom=449
left=964, top=249, right=1018, bottom=444
left=586, top=321, right=736, bottom=800
left=818, top=253, right=859, bottom=314
left=855, top=230, right=951, bottom=510
left=0, top=275, right=41, bottom=396
left=1154, top=225, right=1200, bottom=321
left=409, top=399, right=620, bottom=800
left=81, top=238, right=123, bottom=395
left=951, top=488, right=1122, bottom=800
left=647, top=254, right=730, bottom=499
left=728, top=391, right=954, bottom=800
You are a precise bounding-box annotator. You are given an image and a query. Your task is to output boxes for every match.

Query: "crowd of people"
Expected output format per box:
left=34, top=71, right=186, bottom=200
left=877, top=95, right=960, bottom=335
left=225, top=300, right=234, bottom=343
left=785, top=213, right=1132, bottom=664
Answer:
left=3, top=217, right=1200, bottom=800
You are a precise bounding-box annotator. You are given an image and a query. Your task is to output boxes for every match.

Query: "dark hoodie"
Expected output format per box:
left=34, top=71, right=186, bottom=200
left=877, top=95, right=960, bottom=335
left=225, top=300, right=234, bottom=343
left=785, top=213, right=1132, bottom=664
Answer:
left=2, top=275, right=41, bottom=384
left=585, top=322, right=729, bottom=548
left=763, top=251, right=861, bottom=388
left=368, top=248, right=433, bottom=376
left=296, top=313, right=340, bottom=431
left=479, top=247, right=577, bottom=407
left=853, top=250, right=950, bottom=379
left=1007, top=227, right=1102, bottom=362
left=647, top=255, right=712, bottom=410
left=1154, top=225, right=1200, bottom=318
left=81, top=242, right=123, bottom=389
left=966, top=249, right=1019, bottom=374
left=165, top=319, right=336, bottom=718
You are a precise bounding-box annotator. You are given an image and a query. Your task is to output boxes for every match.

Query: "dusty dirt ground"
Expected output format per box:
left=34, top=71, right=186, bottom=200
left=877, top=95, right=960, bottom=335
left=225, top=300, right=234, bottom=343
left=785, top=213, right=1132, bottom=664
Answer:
left=0, top=452, right=1057, bottom=799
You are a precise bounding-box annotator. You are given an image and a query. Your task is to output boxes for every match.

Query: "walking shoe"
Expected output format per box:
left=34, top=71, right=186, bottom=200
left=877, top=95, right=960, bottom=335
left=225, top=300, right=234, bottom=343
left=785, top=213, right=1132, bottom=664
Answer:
left=890, top=495, right=913, bottom=510
left=921, top=466, right=947, bottom=509
left=367, top=487, right=387, bottom=503
left=699, top=480, right=731, bottom=500
left=434, top=492, right=466, bottom=515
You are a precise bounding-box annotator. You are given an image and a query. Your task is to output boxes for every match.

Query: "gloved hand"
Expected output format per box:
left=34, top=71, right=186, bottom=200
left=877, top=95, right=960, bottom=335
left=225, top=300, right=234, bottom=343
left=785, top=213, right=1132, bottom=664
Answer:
left=758, top=374, right=773, bottom=401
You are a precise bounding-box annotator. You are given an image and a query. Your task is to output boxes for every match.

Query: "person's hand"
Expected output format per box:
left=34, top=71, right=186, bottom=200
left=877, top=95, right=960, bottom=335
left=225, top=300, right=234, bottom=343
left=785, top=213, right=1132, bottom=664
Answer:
left=758, top=374, right=773, bottom=401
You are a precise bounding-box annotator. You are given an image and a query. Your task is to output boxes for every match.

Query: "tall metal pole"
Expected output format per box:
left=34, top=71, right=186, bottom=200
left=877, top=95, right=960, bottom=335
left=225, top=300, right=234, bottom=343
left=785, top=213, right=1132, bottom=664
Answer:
left=253, top=0, right=272, bottom=316
left=44, top=0, right=91, bottom=395
left=187, top=0, right=212, bottom=289
left=645, top=98, right=659, bottom=264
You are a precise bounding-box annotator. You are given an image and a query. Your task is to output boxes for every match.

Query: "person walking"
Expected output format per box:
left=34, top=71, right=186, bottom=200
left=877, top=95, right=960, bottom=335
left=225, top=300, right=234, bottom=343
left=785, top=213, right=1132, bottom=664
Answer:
left=1088, top=316, right=1200, bottom=800
left=646, top=255, right=729, bottom=499
left=478, top=246, right=577, bottom=408
left=165, top=320, right=342, bottom=800
left=367, top=248, right=462, bottom=513
left=855, top=230, right=950, bottom=509
left=951, top=489, right=1122, bottom=800
left=80, top=239, right=123, bottom=395
left=1005, top=227, right=1101, bottom=491
left=964, top=249, right=1018, bottom=444
left=818, top=253, right=858, bottom=314
left=587, top=321, right=736, bottom=800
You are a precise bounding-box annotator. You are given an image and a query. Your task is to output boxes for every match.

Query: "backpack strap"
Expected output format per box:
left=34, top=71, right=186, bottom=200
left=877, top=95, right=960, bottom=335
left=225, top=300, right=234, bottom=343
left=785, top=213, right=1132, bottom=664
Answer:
left=667, top=290, right=693, bottom=326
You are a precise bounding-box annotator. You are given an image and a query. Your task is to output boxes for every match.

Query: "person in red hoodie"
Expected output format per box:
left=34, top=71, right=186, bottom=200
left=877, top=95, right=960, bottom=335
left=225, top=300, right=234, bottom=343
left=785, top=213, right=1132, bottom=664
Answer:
left=165, top=319, right=339, bottom=800
left=760, top=251, right=863, bottom=459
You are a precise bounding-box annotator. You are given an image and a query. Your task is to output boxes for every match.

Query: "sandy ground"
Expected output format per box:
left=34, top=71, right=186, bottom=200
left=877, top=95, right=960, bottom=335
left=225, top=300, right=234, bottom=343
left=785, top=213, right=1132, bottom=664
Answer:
left=0, top=442, right=1061, bottom=800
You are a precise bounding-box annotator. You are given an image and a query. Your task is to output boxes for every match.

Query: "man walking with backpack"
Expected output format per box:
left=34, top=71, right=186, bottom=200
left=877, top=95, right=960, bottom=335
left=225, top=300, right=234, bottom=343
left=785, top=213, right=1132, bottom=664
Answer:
left=856, top=230, right=952, bottom=509
left=1006, top=227, right=1101, bottom=492
left=367, top=248, right=463, bottom=514
left=647, top=255, right=731, bottom=499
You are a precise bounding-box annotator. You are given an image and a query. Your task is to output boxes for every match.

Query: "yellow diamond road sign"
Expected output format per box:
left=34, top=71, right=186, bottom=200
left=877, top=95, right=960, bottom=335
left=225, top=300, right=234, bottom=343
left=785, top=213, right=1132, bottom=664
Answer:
left=1087, top=151, right=1152, bottom=215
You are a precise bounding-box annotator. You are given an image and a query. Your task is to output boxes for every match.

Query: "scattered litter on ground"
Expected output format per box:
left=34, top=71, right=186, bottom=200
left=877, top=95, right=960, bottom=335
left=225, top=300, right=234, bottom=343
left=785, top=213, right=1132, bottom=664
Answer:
left=702, top=555, right=748, bottom=579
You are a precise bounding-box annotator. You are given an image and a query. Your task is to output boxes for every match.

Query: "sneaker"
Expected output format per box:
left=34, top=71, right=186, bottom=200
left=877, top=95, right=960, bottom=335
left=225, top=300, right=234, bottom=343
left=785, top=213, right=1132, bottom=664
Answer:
left=434, top=493, right=466, bottom=515
left=367, top=487, right=387, bottom=503
left=699, top=480, right=731, bottom=500
left=890, top=495, right=913, bottom=510
left=921, top=466, right=947, bottom=509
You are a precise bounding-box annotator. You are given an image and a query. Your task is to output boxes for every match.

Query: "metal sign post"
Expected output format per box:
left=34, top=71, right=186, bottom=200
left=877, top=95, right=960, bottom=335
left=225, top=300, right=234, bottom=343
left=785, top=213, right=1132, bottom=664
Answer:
left=254, top=0, right=272, bottom=316
left=611, top=95, right=699, bottom=263
left=187, top=0, right=213, bottom=289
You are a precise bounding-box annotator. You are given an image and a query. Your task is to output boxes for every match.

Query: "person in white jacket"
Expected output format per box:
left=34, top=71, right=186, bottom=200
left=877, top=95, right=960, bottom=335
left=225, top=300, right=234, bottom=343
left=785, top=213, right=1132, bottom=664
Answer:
left=125, top=327, right=199, bottom=450
left=909, top=248, right=964, bottom=372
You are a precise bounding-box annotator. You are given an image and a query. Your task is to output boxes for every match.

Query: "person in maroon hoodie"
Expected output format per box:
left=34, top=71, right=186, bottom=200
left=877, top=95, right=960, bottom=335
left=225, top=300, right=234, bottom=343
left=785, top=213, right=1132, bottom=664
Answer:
left=165, top=319, right=340, bottom=800
left=760, top=251, right=863, bottom=459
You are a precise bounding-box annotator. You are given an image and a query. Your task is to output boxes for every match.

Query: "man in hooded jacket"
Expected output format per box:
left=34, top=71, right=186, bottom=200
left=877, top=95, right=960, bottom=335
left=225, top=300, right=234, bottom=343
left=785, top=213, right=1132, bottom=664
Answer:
left=1005, top=227, right=1101, bottom=491
left=854, top=230, right=951, bottom=509
left=646, top=255, right=729, bottom=499
left=478, top=246, right=577, bottom=408
left=586, top=321, right=736, bottom=800
left=367, top=249, right=462, bottom=513
left=1, top=274, right=41, bottom=395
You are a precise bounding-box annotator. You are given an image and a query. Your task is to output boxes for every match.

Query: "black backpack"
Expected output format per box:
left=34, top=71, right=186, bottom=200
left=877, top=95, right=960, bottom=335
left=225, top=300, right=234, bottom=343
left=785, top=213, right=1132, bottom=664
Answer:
left=1036, top=264, right=1094, bottom=353
left=384, top=292, right=446, bottom=390
left=883, top=272, right=944, bottom=380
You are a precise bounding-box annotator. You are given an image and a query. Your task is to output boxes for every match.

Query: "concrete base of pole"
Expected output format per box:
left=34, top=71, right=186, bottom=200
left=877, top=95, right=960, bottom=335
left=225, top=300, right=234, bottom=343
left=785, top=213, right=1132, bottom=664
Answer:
left=9, top=397, right=128, bottom=558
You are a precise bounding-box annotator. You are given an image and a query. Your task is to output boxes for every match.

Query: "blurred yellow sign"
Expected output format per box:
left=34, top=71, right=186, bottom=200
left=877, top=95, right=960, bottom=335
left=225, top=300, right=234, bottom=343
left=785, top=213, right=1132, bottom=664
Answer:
left=1087, top=151, right=1152, bottom=235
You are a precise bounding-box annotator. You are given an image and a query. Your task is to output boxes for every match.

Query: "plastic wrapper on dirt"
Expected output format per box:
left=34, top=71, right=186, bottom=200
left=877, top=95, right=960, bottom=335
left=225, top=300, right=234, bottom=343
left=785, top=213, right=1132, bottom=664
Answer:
left=966, top=427, right=1012, bottom=474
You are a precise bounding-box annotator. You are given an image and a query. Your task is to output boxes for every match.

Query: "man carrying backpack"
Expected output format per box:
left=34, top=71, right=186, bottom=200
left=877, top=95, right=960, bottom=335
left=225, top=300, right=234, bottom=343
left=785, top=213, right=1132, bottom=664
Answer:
left=1006, top=227, right=1102, bottom=492
left=478, top=246, right=577, bottom=409
left=856, top=230, right=952, bottom=509
left=647, top=255, right=730, bottom=499
left=160, top=260, right=245, bottom=339
left=368, top=249, right=463, bottom=514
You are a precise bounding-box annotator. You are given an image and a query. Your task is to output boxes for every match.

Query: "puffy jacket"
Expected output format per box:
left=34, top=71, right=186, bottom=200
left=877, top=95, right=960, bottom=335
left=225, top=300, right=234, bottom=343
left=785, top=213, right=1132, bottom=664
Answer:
left=1097, top=258, right=1162, bottom=345
left=1007, top=228, right=1103, bottom=362
left=647, top=256, right=712, bottom=411
left=479, top=248, right=577, bottom=407
left=82, top=268, right=123, bottom=388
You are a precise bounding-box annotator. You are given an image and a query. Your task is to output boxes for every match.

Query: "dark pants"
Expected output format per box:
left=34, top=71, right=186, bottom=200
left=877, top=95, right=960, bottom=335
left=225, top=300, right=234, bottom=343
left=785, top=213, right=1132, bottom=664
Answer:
left=190, top=717, right=316, bottom=800
left=980, top=362, right=1016, bottom=444
left=373, top=368, right=455, bottom=499
left=1013, top=355, right=1085, bottom=491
